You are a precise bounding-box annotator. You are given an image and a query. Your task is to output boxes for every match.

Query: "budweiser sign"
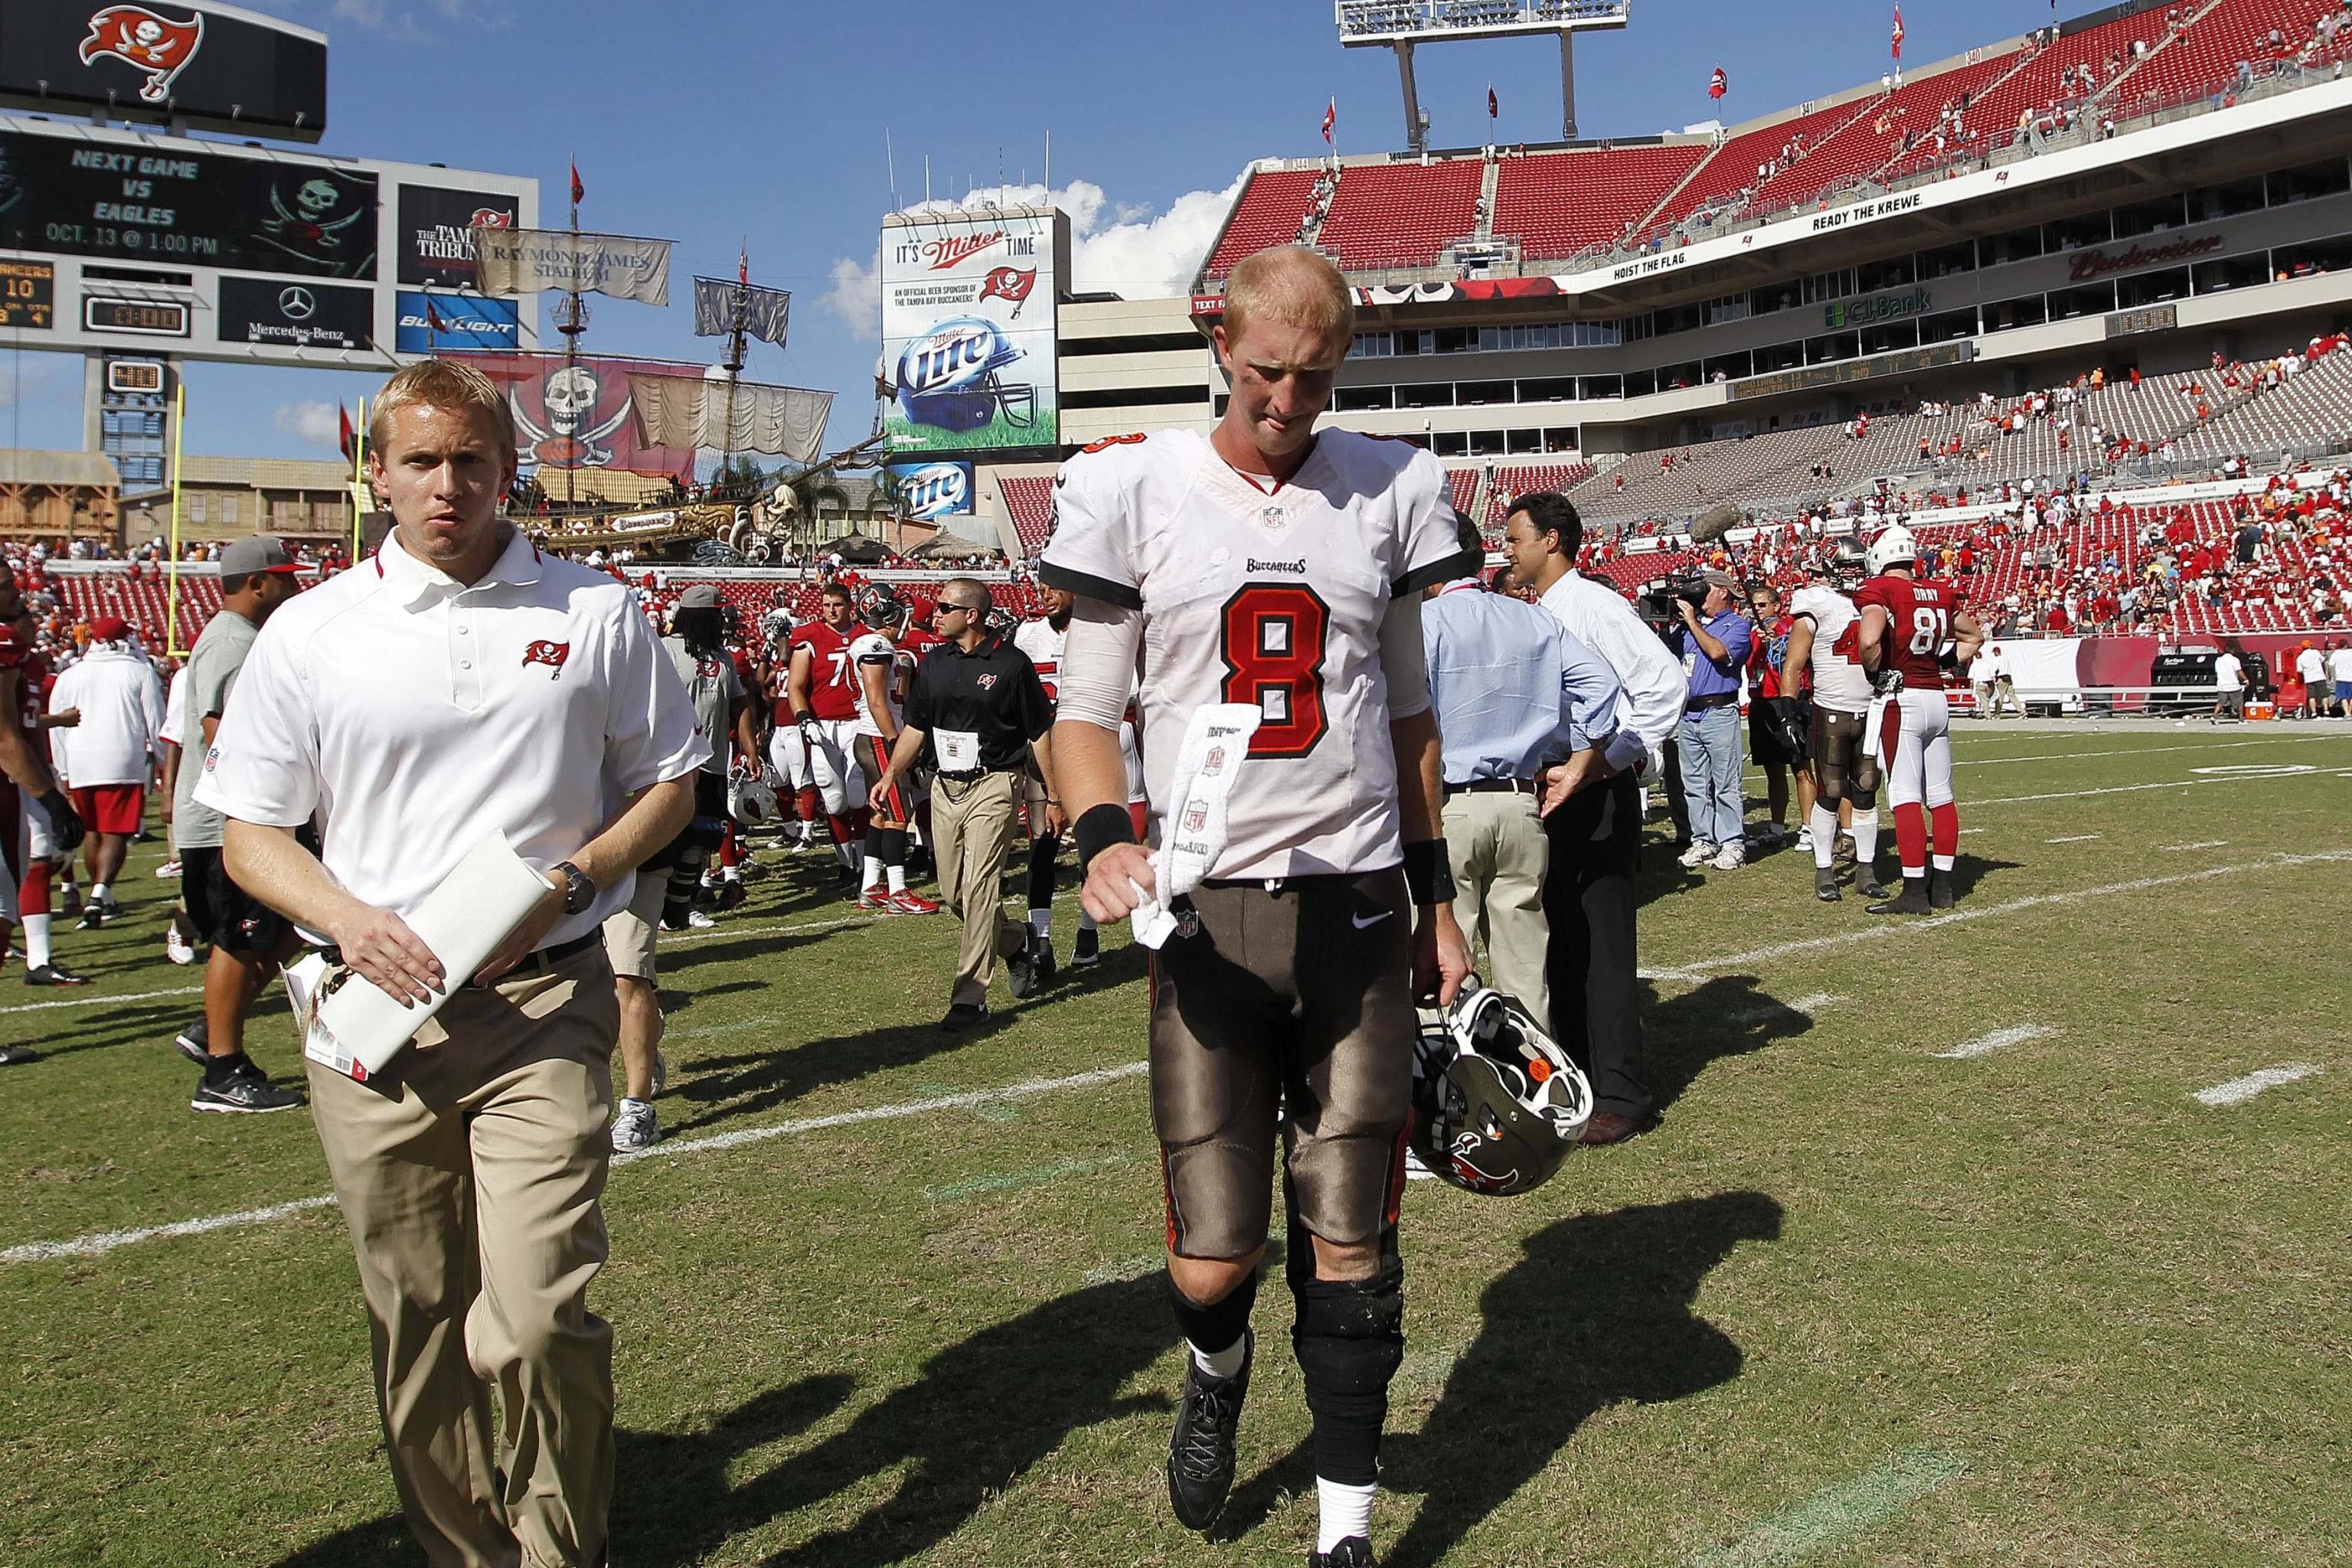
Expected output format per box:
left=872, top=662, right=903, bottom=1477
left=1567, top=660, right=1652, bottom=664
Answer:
left=2067, top=233, right=2225, bottom=283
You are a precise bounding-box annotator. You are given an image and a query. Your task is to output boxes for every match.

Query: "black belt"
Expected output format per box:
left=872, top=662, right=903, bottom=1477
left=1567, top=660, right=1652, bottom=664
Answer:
left=1446, top=776, right=1537, bottom=797
left=1684, top=691, right=1740, bottom=712
left=936, top=765, right=1012, bottom=785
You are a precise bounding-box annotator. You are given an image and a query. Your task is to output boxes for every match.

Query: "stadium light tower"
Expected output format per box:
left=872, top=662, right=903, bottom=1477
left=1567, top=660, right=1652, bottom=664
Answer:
left=1336, top=0, right=1631, bottom=152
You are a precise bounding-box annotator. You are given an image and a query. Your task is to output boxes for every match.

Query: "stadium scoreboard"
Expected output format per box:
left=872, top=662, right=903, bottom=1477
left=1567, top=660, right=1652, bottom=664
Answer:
left=0, top=116, right=534, bottom=368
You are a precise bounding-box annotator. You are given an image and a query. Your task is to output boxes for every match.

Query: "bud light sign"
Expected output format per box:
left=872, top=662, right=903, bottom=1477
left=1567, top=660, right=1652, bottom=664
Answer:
left=887, top=459, right=974, bottom=520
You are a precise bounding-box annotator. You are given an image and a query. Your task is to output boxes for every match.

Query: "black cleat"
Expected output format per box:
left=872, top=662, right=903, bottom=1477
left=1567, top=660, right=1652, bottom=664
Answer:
left=1309, top=1538, right=1374, bottom=1568
left=1929, top=869, right=1955, bottom=910
left=1166, top=1329, right=1252, bottom=1531
left=1815, top=865, right=1841, bottom=902
left=76, top=906, right=106, bottom=930
left=1867, top=878, right=1932, bottom=916
left=174, top=1018, right=211, bottom=1064
left=24, top=962, right=91, bottom=987
left=191, top=1055, right=306, bottom=1114
left=1856, top=871, right=1892, bottom=902
left=1005, top=943, right=1037, bottom=998
left=0, top=1044, right=33, bottom=1066
left=59, top=887, right=83, bottom=916
left=1029, top=939, right=1057, bottom=988
left=938, top=1001, right=990, bottom=1033
left=1073, top=927, right=1101, bottom=967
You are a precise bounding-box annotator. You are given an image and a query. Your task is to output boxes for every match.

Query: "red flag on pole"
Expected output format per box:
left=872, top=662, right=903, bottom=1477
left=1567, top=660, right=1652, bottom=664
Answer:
left=1709, top=66, right=1728, bottom=100
left=1488, top=84, right=1498, bottom=119
left=425, top=296, right=446, bottom=334
left=569, top=161, right=584, bottom=206
left=337, top=403, right=355, bottom=461
left=1321, top=98, right=1336, bottom=144
left=1891, top=5, right=1905, bottom=58
left=739, top=241, right=749, bottom=287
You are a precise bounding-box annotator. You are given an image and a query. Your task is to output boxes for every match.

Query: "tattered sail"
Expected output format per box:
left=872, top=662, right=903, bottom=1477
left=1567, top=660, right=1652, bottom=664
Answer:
left=693, top=277, right=792, bottom=346
left=629, top=375, right=831, bottom=465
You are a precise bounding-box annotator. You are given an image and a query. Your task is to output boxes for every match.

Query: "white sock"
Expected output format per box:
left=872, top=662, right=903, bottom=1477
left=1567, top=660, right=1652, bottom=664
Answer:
left=886, top=863, right=907, bottom=894
left=24, top=913, right=51, bottom=969
left=1028, top=908, right=1051, bottom=938
left=1808, top=805, right=1838, bottom=869
left=1315, top=1478, right=1377, bottom=1553
left=861, top=854, right=883, bottom=890
left=1850, top=809, right=1880, bottom=867
left=1189, top=1337, right=1247, bottom=1380
left=835, top=842, right=857, bottom=870
left=721, top=866, right=741, bottom=883
left=91, top=882, right=110, bottom=904
left=1931, top=853, right=1956, bottom=872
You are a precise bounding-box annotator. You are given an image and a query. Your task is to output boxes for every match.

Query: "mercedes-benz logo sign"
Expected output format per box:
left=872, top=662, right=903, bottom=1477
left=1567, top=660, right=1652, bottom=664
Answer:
left=277, top=286, right=317, bottom=322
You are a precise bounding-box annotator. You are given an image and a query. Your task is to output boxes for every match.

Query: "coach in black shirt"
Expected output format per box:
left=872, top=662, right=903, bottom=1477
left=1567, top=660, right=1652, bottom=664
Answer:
left=871, top=577, right=1057, bottom=1030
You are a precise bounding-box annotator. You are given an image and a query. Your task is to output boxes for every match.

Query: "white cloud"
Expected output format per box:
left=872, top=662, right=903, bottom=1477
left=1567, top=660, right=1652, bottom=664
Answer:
left=822, top=173, right=1247, bottom=340
left=274, top=400, right=342, bottom=452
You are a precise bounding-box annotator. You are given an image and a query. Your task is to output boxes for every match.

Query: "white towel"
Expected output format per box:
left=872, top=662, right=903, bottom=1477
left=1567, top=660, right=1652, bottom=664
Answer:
left=1129, top=704, right=1260, bottom=950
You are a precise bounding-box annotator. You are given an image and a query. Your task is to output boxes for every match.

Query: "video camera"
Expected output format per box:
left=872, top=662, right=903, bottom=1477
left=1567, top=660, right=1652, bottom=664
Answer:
left=1633, top=577, right=1711, bottom=627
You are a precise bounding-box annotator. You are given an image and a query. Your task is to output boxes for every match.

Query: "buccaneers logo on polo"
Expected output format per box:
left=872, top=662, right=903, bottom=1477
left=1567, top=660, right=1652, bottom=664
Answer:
left=521, top=639, right=570, bottom=678
left=78, top=5, right=205, bottom=105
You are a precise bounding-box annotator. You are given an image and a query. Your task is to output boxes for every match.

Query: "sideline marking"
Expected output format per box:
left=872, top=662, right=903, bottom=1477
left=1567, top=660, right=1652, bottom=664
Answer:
left=2194, top=1063, right=2320, bottom=1107
left=2045, top=835, right=2101, bottom=844
left=2, top=1061, right=1151, bottom=1267
left=1953, top=734, right=2351, bottom=767
left=1975, top=765, right=2349, bottom=808
left=1933, top=1024, right=2053, bottom=1060
left=2159, top=840, right=2229, bottom=851
left=1695, top=1446, right=1965, bottom=1568
left=925, top=1152, right=1127, bottom=1201
left=1644, top=850, right=2352, bottom=984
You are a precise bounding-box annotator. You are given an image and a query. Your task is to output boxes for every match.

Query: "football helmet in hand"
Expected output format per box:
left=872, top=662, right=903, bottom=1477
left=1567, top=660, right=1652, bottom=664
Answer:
left=728, top=766, right=779, bottom=825
left=1410, top=981, right=1592, bottom=1195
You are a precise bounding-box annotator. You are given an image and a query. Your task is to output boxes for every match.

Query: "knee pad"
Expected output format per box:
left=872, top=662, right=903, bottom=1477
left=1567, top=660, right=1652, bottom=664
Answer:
left=1847, top=781, right=1877, bottom=812
left=1290, top=1263, right=1405, bottom=1487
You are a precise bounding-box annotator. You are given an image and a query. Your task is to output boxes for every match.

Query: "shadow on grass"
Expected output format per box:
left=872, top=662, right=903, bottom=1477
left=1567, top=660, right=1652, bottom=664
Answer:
left=1377, top=1191, right=1785, bottom=1567
left=662, top=1008, right=1014, bottom=1137
left=272, top=1274, right=1175, bottom=1568
left=1640, top=972, right=1824, bottom=1120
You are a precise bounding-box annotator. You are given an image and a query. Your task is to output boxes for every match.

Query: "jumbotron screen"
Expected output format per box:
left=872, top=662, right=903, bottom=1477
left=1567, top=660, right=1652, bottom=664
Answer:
left=0, top=126, right=376, bottom=279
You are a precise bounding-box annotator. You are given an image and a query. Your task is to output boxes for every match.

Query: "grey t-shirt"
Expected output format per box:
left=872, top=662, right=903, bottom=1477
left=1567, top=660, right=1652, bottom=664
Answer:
left=663, top=636, right=742, bottom=776
left=172, top=608, right=260, bottom=851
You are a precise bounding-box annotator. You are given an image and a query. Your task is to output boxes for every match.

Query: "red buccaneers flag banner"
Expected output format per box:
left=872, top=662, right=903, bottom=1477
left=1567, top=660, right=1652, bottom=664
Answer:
left=569, top=161, right=584, bottom=207
left=1321, top=99, right=1336, bottom=144
left=1709, top=66, right=1728, bottom=100
left=1891, top=5, right=1905, bottom=59
left=466, top=352, right=699, bottom=478
left=77, top=5, right=205, bottom=104
left=1487, top=85, right=1498, bottom=120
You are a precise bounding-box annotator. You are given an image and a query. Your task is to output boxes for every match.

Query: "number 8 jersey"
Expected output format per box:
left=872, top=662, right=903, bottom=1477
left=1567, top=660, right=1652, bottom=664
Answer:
left=1040, top=427, right=1475, bottom=880
left=1852, top=572, right=1963, bottom=691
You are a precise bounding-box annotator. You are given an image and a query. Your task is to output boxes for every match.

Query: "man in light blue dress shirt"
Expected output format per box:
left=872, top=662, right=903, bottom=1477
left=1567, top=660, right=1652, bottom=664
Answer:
left=1422, top=554, right=1622, bottom=1035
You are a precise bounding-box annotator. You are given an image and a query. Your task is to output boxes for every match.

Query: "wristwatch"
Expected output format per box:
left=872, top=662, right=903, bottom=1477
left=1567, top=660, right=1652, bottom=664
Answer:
left=550, top=861, right=596, bottom=916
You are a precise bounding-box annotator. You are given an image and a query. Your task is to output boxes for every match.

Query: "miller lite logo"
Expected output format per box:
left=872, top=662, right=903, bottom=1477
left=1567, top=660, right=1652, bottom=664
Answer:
left=78, top=5, right=204, bottom=105
left=521, top=639, right=570, bottom=678
left=896, top=462, right=971, bottom=520
left=924, top=231, right=1002, bottom=271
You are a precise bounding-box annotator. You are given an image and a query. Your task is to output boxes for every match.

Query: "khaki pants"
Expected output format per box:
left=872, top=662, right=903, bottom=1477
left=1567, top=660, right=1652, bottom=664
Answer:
left=932, top=769, right=1024, bottom=1007
left=1444, top=786, right=1552, bottom=1035
left=306, top=946, right=622, bottom=1568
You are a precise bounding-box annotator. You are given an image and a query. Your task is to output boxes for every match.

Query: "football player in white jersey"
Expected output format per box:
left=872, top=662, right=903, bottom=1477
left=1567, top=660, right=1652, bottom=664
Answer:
left=1011, top=587, right=1099, bottom=985
left=1042, top=246, right=1475, bottom=1568
left=848, top=590, right=939, bottom=916
left=1782, top=548, right=1886, bottom=902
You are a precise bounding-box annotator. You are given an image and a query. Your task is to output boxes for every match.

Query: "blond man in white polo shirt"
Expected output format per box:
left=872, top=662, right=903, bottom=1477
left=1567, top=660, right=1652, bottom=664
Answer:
left=198, top=360, right=704, bottom=1568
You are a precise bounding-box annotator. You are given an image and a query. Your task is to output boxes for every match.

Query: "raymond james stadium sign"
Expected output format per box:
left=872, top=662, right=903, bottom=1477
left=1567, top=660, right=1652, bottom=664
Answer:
left=2066, top=233, right=2225, bottom=282
left=1825, top=286, right=1930, bottom=329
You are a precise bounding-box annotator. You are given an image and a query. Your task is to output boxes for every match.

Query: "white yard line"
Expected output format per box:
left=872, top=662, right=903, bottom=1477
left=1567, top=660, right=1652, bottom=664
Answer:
left=2159, top=840, right=2229, bottom=851
left=1694, top=1447, right=1965, bottom=1568
left=1971, top=765, right=2350, bottom=808
left=2044, top=835, right=2102, bottom=844
left=1643, top=851, right=2352, bottom=984
left=2, top=1061, right=1151, bottom=1268
left=1951, top=734, right=2352, bottom=767
left=1933, top=1024, right=2054, bottom=1060
left=2194, top=1063, right=2321, bottom=1107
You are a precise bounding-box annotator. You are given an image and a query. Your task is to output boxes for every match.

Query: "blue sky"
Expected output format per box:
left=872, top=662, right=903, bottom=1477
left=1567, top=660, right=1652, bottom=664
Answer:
left=0, top=0, right=2076, bottom=468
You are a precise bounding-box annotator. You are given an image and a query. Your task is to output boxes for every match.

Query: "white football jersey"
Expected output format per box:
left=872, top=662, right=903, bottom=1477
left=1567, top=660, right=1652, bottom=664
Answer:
left=1040, top=426, right=1475, bottom=879
left=848, top=630, right=900, bottom=737
left=1791, top=584, right=1873, bottom=714
left=1012, top=617, right=1065, bottom=704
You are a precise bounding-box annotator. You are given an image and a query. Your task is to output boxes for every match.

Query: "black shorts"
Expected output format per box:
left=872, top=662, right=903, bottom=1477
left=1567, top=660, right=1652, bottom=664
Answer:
left=1749, top=695, right=1808, bottom=769
left=1148, top=869, right=1416, bottom=1260
left=180, top=845, right=289, bottom=956
left=1808, top=704, right=1880, bottom=805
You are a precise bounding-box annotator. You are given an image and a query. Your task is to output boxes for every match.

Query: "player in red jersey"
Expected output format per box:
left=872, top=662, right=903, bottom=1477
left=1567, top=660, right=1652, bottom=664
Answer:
left=786, top=582, right=871, bottom=893
left=0, top=577, right=87, bottom=1018
left=1854, top=524, right=1981, bottom=915
left=8, top=608, right=87, bottom=984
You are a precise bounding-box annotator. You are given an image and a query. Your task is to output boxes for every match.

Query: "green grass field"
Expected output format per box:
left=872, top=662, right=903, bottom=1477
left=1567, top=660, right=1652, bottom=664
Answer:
left=3, top=724, right=2349, bottom=1567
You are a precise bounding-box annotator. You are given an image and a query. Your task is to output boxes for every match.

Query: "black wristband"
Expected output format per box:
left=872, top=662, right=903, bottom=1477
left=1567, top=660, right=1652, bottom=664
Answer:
left=1073, top=802, right=1138, bottom=872
left=1403, top=838, right=1455, bottom=906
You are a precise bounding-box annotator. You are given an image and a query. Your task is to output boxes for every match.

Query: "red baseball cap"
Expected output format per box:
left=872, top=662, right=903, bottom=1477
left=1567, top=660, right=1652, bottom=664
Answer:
left=90, top=615, right=130, bottom=642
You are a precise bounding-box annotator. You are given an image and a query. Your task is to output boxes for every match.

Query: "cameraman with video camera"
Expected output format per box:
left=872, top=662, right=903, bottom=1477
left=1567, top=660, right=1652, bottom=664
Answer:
left=1670, top=570, right=1752, bottom=871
